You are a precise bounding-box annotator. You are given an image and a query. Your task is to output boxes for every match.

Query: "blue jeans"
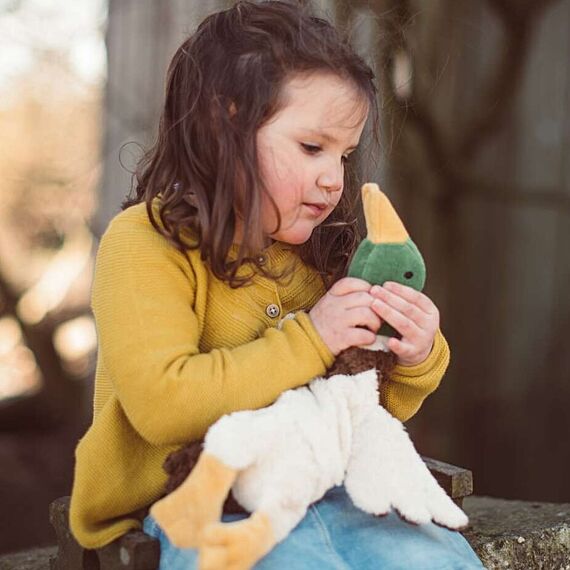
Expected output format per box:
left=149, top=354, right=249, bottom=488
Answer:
left=143, top=486, right=484, bottom=569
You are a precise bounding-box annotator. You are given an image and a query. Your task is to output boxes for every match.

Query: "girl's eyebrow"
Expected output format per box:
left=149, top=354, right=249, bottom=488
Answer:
left=301, top=129, right=359, bottom=150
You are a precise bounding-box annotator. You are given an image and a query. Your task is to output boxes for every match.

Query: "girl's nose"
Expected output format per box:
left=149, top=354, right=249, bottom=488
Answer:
left=316, top=160, right=343, bottom=193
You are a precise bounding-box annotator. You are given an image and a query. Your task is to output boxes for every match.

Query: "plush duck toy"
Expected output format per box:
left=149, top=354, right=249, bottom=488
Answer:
left=150, top=183, right=468, bottom=570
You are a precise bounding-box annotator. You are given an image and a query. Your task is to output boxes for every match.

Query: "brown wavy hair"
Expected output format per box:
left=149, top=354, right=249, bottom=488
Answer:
left=122, top=0, right=379, bottom=288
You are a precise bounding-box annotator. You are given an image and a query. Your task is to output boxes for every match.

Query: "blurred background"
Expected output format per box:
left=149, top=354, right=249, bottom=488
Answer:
left=0, top=0, right=568, bottom=555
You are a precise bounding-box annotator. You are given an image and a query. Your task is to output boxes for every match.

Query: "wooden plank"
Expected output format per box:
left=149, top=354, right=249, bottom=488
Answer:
left=422, top=456, right=474, bottom=501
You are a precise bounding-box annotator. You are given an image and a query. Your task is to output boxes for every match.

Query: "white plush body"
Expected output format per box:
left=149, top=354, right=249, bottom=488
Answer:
left=204, top=369, right=468, bottom=542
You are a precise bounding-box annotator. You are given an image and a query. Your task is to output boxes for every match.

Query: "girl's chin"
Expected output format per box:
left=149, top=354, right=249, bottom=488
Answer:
left=270, top=229, right=313, bottom=245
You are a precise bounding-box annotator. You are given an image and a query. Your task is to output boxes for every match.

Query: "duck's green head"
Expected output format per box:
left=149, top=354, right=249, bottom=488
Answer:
left=347, top=183, right=426, bottom=337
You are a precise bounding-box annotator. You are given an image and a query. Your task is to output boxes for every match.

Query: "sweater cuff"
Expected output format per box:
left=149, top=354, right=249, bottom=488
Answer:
left=293, top=311, right=336, bottom=369
left=392, top=329, right=449, bottom=380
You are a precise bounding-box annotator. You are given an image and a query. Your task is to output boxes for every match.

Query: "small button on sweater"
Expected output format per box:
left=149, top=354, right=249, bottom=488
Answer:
left=69, top=200, right=450, bottom=549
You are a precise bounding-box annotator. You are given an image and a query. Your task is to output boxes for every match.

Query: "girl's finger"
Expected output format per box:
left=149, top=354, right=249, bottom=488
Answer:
left=389, top=337, right=433, bottom=365
left=348, top=327, right=377, bottom=349
left=342, top=291, right=376, bottom=310
left=381, top=282, right=438, bottom=316
left=387, top=337, right=405, bottom=354
left=387, top=337, right=416, bottom=358
left=371, top=298, right=423, bottom=340
left=347, top=307, right=382, bottom=333
left=329, top=277, right=371, bottom=297
left=388, top=337, right=425, bottom=358
left=370, top=286, right=430, bottom=328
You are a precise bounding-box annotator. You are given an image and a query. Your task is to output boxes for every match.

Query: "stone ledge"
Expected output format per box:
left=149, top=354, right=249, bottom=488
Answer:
left=463, top=496, right=570, bottom=569
left=0, top=546, right=56, bottom=570
left=1, top=497, right=569, bottom=570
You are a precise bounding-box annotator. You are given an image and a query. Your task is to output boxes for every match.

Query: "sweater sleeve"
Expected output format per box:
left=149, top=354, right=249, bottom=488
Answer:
left=92, top=216, right=335, bottom=447
left=379, top=329, right=450, bottom=422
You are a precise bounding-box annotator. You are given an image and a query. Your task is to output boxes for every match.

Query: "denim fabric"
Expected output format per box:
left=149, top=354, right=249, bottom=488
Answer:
left=143, top=486, right=484, bottom=569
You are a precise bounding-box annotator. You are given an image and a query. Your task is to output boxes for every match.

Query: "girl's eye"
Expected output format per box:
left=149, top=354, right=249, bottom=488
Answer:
left=301, top=143, right=321, bottom=154
left=301, top=143, right=350, bottom=164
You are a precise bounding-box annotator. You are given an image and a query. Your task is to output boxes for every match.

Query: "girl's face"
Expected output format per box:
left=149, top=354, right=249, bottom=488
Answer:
left=249, top=72, right=369, bottom=246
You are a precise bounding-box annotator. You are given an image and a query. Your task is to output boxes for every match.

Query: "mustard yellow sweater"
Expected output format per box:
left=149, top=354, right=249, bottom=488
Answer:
left=69, top=201, right=450, bottom=549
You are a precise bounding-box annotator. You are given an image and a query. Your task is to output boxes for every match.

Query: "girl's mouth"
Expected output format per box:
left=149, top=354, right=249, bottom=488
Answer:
left=303, top=203, right=327, bottom=217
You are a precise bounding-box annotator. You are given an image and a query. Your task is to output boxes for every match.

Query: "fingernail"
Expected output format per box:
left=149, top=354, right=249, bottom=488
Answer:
left=371, top=285, right=382, bottom=295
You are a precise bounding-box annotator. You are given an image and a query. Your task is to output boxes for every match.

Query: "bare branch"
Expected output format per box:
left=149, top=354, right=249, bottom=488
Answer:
left=457, top=0, right=561, bottom=159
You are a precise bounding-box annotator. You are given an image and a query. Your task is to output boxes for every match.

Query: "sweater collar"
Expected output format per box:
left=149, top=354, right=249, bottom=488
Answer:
left=228, top=239, right=294, bottom=267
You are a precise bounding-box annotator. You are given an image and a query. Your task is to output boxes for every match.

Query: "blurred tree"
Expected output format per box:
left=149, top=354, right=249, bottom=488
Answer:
left=0, top=0, right=103, bottom=429
left=0, top=270, right=83, bottom=429
left=95, top=0, right=229, bottom=238
left=0, top=0, right=103, bottom=552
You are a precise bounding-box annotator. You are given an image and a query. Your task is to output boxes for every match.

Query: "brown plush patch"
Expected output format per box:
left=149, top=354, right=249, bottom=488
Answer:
left=163, top=440, right=203, bottom=495
left=372, top=349, right=398, bottom=390
left=325, top=346, right=397, bottom=404
left=163, top=440, right=246, bottom=514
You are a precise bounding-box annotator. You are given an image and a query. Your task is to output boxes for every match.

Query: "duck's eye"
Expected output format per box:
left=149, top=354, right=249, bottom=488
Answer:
left=404, top=271, right=414, bottom=279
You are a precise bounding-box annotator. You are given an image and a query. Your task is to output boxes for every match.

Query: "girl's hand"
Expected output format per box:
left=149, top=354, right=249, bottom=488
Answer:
left=309, top=277, right=382, bottom=356
left=369, top=281, right=440, bottom=367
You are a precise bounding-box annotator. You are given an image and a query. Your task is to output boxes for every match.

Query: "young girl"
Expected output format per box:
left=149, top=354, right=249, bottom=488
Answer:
left=70, top=1, right=484, bottom=568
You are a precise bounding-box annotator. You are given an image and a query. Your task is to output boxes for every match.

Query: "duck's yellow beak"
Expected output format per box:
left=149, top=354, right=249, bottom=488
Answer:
left=362, top=183, right=409, bottom=244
